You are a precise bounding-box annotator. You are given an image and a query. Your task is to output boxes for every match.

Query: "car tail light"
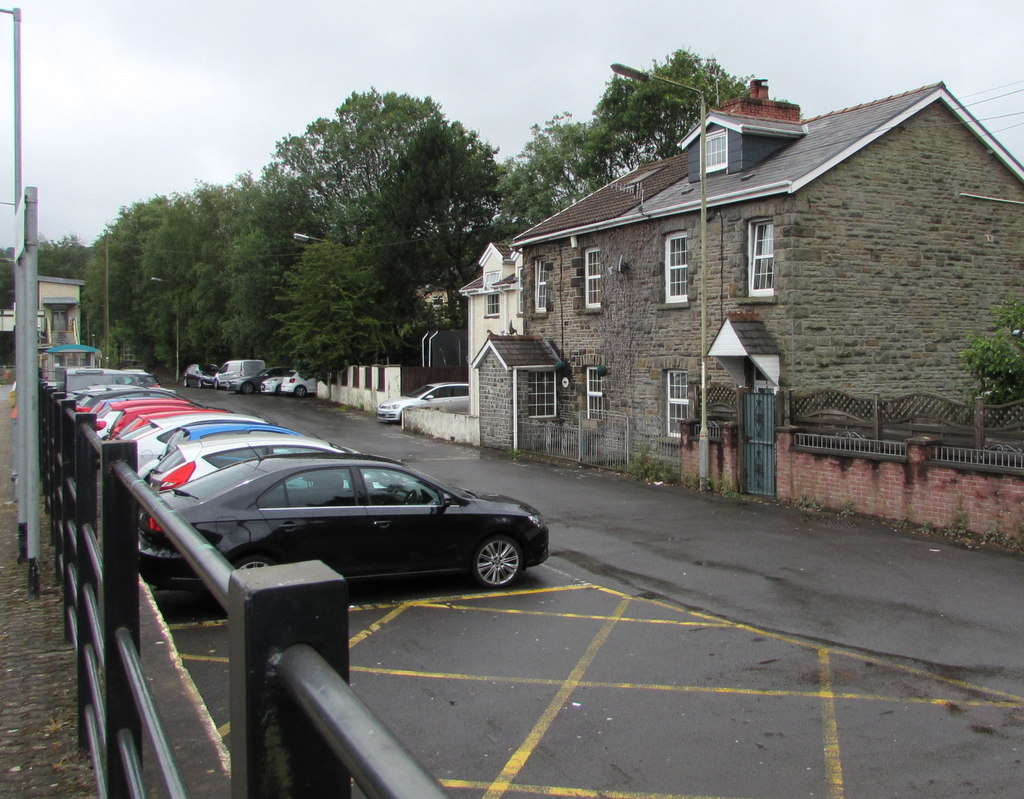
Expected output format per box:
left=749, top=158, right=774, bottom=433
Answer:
left=159, top=461, right=196, bottom=491
left=96, top=420, right=107, bottom=430
left=288, top=377, right=296, bottom=383
left=146, top=516, right=164, bottom=533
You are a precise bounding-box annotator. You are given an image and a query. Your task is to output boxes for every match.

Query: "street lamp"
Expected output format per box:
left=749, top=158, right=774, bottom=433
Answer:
left=293, top=232, right=326, bottom=243
left=611, top=63, right=711, bottom=491
left=150, top=277, right=179, bottom=380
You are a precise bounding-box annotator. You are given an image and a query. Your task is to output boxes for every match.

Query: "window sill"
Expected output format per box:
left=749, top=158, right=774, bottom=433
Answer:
left=737, top=295, right=777, bottom=305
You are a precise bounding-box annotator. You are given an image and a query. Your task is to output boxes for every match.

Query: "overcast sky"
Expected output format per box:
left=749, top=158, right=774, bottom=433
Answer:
left=1, top=0, right=1022, bottom=248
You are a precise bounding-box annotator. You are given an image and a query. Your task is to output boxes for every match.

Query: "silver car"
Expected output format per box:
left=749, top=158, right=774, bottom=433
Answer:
left=376, top=382, right=469, bottom=423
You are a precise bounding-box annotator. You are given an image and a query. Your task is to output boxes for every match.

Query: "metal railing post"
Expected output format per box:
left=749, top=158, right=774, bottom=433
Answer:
left=100, top=439, right=140, bottom=799
left=229, top=561, right=351, bottom=799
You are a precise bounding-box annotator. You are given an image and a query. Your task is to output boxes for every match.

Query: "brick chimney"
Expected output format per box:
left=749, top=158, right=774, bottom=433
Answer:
left=719, top=79, right=800, bottom=123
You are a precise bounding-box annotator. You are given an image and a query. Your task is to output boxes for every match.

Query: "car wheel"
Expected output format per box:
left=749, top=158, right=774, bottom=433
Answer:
left=240, top=381, right=255, bottom=394
left=294, top=385, right=308, bottom=398
left=232, top=554, right=277, bottom=571
left=471, top=535, right=522, bottom=588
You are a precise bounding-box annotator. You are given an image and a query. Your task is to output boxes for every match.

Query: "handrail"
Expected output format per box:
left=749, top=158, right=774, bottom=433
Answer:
left=40, top=381, right=450, bottom=799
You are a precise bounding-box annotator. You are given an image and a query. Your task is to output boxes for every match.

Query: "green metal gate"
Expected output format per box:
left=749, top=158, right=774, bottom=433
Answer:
left=743, top=390, right=776, bottom=496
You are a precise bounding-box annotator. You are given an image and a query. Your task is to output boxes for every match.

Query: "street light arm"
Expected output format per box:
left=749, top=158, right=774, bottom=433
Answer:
left=610, top=63, right=704, bottom=100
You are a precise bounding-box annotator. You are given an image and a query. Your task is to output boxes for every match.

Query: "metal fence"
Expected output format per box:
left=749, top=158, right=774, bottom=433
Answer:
left=40, top=384, right=449, bottom=799
left=519, top=413, right=681, bottom=473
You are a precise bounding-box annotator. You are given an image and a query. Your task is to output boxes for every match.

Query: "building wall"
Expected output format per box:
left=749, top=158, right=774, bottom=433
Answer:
left=520, top=100, right=1024, bottom=425
left=477, top=352, right=514, bottom=449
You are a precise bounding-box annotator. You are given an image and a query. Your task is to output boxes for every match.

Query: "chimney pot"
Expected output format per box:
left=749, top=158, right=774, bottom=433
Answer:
left=750, top=78, right=769, bottom=100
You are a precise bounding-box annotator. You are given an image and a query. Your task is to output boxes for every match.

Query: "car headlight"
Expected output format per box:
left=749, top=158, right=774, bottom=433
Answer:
left=528, top=513, right=544, bottom=528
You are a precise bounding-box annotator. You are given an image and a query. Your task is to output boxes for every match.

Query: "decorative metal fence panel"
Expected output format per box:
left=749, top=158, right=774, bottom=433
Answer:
left=743, top=391, right=776, bottom=497
left=519, top=414, right=681, bottom=472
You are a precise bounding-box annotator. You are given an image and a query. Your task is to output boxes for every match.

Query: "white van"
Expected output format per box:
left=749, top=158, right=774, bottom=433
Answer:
left=61, top=368, right=151, bottom=394
left=213, top=360, right=266, bottom=391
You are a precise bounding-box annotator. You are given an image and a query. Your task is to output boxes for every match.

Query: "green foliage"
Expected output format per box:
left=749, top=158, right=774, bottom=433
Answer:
left=275, top=240, right=396, bottom=377
left=960, top=297, right=1024, bottom=403
left=498, top=49, right=750, bottom=229
left=626, top=447, right=679, bottom=484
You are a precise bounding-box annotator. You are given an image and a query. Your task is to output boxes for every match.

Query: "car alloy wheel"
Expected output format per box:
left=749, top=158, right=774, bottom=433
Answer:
left=232, top=554, right=276, bottom=570
left=294, top=385, right=308, bottom=397
left=472, top=535, right=522, bottom=588
left=240, top=381, right=255, bottom=394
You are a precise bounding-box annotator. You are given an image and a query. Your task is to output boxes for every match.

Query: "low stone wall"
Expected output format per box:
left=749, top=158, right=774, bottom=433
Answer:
left=402, top=407, right=480, bottom=446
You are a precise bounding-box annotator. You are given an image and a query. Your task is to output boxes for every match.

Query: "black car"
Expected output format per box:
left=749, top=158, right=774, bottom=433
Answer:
left=182, top=363, right=219, bottom=389
left=139, top=455, right=549, bottom=590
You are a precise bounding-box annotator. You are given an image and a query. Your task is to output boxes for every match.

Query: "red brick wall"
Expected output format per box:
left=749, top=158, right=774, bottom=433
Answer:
left=682, top=426, right=1024, bottom=541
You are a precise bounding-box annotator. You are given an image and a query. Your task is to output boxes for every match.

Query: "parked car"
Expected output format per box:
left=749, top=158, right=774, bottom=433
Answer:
left=138, top=455, right=548, bottom=590
left=182, top=364, right=219, bottom=389
left=123, top=369, right=161, bottom=388
left=74, top=387, right=179, bottom=413
left=376, top=382, right=470, bottom=423
left=213, top=359, right=266, bottom=391
left=146, top=433, right=355, bottom=491
left=141, top=420, right=300, bottom=476
left=277, top=371, right=318, bottom=397
left=61, top=368, right=150, bottom=394
left=235, top=366, right=291, bottom=395
left=96, top=398, right=198, bottom=439
left=118, top=411, right=266, bottom=468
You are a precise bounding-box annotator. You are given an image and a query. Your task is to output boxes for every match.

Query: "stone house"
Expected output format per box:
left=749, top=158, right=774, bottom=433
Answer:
left=475, top=80, right=1024, bottom=452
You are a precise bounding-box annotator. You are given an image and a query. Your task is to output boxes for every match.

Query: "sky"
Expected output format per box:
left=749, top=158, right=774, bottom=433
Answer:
left=1, top=0, right=1022, bottom=248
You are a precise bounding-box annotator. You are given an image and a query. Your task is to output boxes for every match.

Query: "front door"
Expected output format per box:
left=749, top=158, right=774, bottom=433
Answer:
left=743, top=390, right=776, bottom=496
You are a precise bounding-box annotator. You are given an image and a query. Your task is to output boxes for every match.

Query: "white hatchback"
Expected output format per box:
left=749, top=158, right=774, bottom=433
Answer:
left=146, top=432, right=354, bottom=491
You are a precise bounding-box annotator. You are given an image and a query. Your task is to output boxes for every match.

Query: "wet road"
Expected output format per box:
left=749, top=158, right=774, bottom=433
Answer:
left=155, top=386, right=1024, bottom=796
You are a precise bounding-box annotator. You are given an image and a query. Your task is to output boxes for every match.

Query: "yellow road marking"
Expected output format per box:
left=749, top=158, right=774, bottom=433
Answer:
left=817, top=648, right=845, bottom=799
left=482, top=597, right=630, bottom=799
left=443, top=778, right=745, bottom=798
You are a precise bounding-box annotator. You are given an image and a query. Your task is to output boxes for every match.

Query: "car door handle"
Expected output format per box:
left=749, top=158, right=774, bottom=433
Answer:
left=373, top=520, right=392, bottom=529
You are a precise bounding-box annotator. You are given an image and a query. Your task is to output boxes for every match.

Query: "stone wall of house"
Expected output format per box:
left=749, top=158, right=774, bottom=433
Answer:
left=520, top=99, right=1024, bottom=424
left=477, top=353, right=514, bottom=449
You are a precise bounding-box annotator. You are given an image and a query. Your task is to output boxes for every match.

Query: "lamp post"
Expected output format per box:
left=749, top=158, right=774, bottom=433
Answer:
left=293, top=232, right=326, bottom=243
left=611, top=63, right=710, bottom=491
left=150, top=277, right=179, bottom=380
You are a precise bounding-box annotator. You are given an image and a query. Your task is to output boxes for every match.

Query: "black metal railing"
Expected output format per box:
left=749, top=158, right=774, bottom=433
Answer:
left=40, top=383, right=449, bottom=799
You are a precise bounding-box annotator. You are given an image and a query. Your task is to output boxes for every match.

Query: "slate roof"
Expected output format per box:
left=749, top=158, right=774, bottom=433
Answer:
left=514, top=83, right=1024, bottom=247
left=471, top=335, right=561, bottom=370
left=729, top=318, right=780, bottom=355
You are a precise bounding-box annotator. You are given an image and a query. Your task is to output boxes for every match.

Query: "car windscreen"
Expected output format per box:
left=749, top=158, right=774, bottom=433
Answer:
left=409, top=384, right=437, bottom=398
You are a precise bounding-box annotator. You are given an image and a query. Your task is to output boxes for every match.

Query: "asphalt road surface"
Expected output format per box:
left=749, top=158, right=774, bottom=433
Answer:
left=155, top=386, right=1024, bottom=797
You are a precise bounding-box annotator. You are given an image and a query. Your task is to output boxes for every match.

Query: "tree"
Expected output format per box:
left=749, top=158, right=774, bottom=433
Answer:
left=275, top=240, right=395, bottom=376
left=372, top=116, right=501, bottom=329
left=961, top=297, right=1024, bottom=403
left=590, top=49, right=749, bottom=179
left=266, top=89, right=446, bottom=241
left=497, top=49, right=750, bottom=230
left=496, top=114, right=594, bottom=234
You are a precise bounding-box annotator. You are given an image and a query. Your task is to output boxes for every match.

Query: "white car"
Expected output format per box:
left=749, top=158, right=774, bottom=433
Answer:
left=119, top=412, right=266, bottom=471
left=146, top=432, right=354, bottom=491
left=277, top=371, right=318, bottom=397
left=376, top=382, right=469, bottom=423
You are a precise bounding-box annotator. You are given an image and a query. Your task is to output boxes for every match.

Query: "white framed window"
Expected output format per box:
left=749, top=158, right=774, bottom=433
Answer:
left=749, top=221, right=775, bottom=296
left=667, top=370, right=689, bottom=437
left=705, top=130, right=727, bottom=172
left=664, top=234, right=688, bottom=302
left=516, top=266, right=523, bottom=315
left=585, top=248, right=602, bottom=309
left=586, top=367, right=607, bottom=419
left=535, top=260, right=549, bottom=312
left=527, top=371, right=556, bottom=417
left=485, top=292, right=500, bottom=317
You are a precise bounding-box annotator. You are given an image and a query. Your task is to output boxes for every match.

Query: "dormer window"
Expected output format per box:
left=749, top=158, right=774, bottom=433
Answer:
left=705, top=130, right=727, bottom=172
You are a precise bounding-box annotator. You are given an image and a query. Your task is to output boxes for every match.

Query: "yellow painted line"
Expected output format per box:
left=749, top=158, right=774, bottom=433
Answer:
left=217, top=721, right=230, bottom=738
left=817, top=648, right=845, bottom=799
left=180, top=653, right=229, bottom=664
left=421, top=602, right=730, bottom=628
left=349, top=664, right=1024, bottom=709
left=349, top=601, right=414, bottom=647
left=167, top=618, right=228, bottom=631
left=482, top=597, right=631, bottom=799
left=443, top=777, right=745, bottom=798
left=349, top=583, right=595, bottom=612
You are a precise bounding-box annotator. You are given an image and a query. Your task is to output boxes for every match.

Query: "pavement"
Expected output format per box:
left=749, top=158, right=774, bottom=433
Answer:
left=0, top=387, right=228, bottom=798
left=0, top=387, right=94, bottom=797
